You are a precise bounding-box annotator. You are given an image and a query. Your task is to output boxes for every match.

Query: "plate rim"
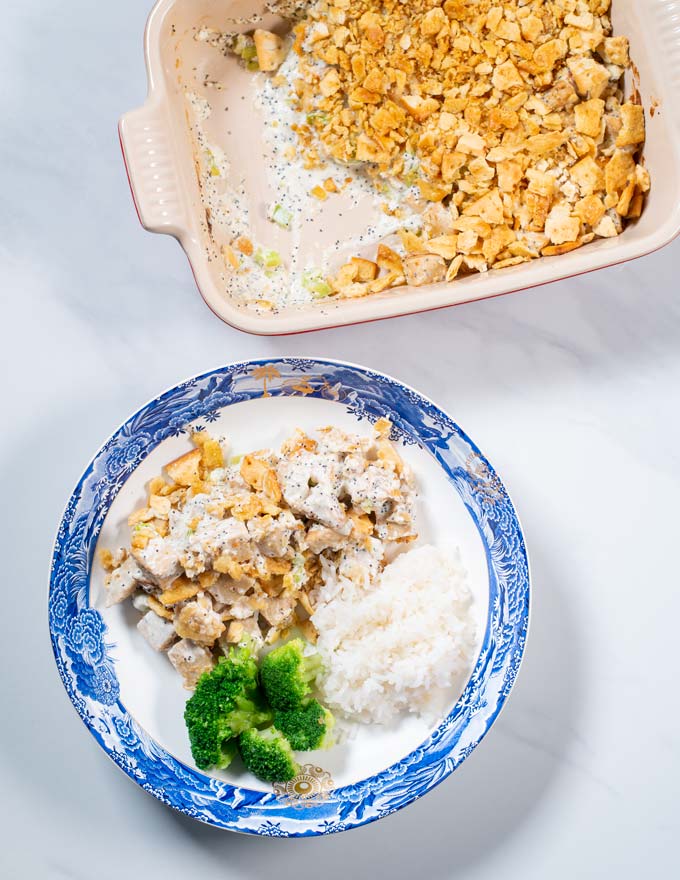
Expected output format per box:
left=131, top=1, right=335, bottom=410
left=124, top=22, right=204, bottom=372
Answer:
left=48, top=356, right=531, bottom=836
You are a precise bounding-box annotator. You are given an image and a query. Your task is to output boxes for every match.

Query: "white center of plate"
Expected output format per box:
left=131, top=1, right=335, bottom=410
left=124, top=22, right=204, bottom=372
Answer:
left=91, top=395, right=489, bottom=791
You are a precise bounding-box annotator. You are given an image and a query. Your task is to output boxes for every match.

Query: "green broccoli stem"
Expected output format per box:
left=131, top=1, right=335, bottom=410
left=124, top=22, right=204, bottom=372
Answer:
left=216, top=740, right=238, bottom=770
left=229, top=696, right=271, bottom=734
left=229, top=641, right=256, bottom=666
left=301, top=653, right=323, bottom=683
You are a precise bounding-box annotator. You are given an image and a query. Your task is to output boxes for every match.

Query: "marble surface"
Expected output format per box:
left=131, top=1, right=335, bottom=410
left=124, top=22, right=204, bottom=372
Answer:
left=2, top=1, right=679, bottom=876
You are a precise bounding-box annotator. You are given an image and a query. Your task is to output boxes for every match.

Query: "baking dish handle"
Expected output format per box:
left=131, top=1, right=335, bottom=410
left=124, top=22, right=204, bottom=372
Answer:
left=119, top=101, right=189, bottom=239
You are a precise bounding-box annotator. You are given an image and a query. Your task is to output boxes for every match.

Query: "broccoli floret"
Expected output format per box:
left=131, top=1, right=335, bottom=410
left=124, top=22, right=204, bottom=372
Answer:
left=238, top=727, right=299, bottom=782
left=216, top=738, right=238, bottom=770
left=273, top=699, right=335, bottom=751
left=184, top=650, right=270, bottom=770
left=260, top=638, right=324, bottom=710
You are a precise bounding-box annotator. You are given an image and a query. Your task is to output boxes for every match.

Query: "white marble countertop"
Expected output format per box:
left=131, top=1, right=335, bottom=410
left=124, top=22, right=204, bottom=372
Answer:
left=2, top=1, right=679, bottom=876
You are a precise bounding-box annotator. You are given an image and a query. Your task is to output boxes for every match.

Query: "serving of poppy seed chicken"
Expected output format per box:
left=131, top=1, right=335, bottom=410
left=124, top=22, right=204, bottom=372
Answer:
left=100, top=419, right=418, bottom=689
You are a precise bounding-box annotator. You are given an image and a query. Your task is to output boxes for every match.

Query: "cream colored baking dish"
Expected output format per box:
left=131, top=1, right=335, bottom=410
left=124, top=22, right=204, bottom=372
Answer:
left=120, top=0, right=680, bottom=335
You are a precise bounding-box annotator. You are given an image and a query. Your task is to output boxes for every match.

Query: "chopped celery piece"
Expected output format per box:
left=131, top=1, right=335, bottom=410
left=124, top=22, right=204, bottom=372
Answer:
left=205, top=148, right=221, bottom=178
left=302, top=268, right=332, bottom=298
left=402, top=152, right=420, bottom=186
left=255, top=248, right=282, bottom=269
left=234, top=35, right=255, bottom=58
left=306, top=110, right=329, bottom=127
left=229, top=454, right=243, bottom=465
left=270, top=204, right=293, bottom=229
left=233, top=36, right=258, bottom=69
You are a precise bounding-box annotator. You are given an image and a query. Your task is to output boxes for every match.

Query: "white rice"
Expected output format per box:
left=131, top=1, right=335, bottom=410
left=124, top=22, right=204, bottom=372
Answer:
left=311, top=544, right=477, bottom=724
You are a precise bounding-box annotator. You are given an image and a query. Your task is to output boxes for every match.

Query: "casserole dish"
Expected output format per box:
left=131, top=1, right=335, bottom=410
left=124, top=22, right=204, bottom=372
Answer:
left=120, top=0, right=680, bottom=335
left=49, top=357, right=530, bottom=834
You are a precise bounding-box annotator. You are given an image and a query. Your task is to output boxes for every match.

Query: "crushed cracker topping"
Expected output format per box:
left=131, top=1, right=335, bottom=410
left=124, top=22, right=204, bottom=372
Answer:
left=268, top=0, right=648, bottom=295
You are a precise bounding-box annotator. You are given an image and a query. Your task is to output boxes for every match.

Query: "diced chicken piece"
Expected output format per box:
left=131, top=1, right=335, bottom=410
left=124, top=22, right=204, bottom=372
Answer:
left=306, top=525, right=348, bottom=554
left=422, top=203, right=456, bottom=236
left=208, top=574, right=255, bottom=604
left=304, top=483, right=349, bottom=531
left=540, top=79, right=577, bottom=112
left=337, top=543, right=383, bottom=587
left=131, top=592, right=151, bottom=613
left=403, top=254, right=446, bottom=287
left=593, top=215, right=619, bottom=237
left=167, top=639, right=215, bottom=689
left=224, top=593, right=258, bottom=619
left=193, top=517, right=251, bottom=559
left=277, top=453, right=350, bottom=532
left=104, top=556, right=147, bottom=607
left=316, top=427, right=356, bottom=454
left=247, top=510, right=297, bottom=557
left=175, top=515, right=252, bottom=578
left=346, top=464, right=401, bottom=513
left=131, top=537, right=182, bottom=583
left=343, top=449, right=372, bottom=480
left=277, top=451, right=334, bottom=506
left=175, top=600, right=225, bottom=645
left=376, top=521, right=418, bottom=542
left=259, top=594, right=297, bottom=628
left=137, top=610, right=177, bottom=652
left=385, top=494, right=416, bottom=525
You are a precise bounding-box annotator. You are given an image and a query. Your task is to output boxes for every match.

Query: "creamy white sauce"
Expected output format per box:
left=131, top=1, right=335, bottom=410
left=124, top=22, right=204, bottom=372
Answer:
left=186, top=43, right=426, bottom=309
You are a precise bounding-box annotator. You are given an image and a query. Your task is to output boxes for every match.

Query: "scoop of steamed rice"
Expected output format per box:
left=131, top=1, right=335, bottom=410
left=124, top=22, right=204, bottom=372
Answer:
left=311, top=544, right=476, bottom=723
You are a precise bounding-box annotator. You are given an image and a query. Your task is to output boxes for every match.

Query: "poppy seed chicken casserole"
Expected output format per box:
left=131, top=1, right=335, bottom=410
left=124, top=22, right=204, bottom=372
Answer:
left=192, top=0, right=648, bottom=307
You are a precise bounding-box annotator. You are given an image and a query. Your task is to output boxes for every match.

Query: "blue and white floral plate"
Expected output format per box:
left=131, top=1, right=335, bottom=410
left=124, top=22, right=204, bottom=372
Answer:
left=49, top=358, right=529, bottom=836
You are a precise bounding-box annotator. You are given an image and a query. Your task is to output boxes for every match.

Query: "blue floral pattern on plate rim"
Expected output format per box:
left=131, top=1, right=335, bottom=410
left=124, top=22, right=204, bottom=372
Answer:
left=48, top=357, right=530, bottom=837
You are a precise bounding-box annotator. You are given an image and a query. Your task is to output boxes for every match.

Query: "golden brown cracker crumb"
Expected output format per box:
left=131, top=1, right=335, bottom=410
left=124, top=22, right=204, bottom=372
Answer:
left=269, top=0, right=646, bottom=294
